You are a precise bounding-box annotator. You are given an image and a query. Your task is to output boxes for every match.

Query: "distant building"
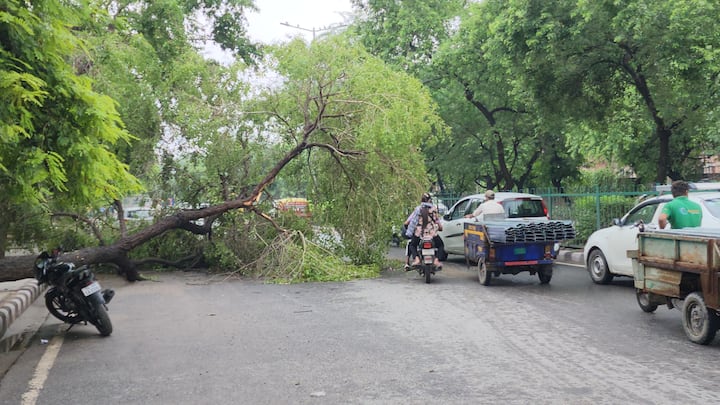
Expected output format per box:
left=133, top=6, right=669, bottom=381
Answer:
left=703, top=155, right=720, bottom=180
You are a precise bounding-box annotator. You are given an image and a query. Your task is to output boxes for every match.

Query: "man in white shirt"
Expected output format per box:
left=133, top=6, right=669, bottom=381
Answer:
left=465, top=190, right=505, bottom=219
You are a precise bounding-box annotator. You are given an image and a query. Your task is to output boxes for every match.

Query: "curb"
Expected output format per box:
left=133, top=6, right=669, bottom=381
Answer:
left=556, top=249, right=584, bottom=266
left=0, top=279, right=45, bottom=339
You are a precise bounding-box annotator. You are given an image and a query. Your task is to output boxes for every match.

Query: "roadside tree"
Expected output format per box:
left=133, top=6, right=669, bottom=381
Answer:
left=351, top=0, right=581, bottom=192
left=490, top=0, right=720, bottom=183
left=0, top=0, right=142, bottom=257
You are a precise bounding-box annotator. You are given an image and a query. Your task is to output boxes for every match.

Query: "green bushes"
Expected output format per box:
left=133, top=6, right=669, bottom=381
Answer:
left=248, top=230, right=380, bottom=283
left=572, top=195, right=637, bottom=243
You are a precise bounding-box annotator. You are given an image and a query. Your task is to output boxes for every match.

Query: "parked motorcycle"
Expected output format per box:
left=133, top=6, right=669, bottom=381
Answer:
left=390, top=224, right=402, bottom=247
left=34, top=249, right=115, bottom=336
left=413, top=235, right=442, bottom=283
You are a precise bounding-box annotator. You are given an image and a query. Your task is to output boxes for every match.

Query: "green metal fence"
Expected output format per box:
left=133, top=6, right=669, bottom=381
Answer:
left=435, top=186, right=660, bottom=248
left=535, top=188, right=658, bottom=247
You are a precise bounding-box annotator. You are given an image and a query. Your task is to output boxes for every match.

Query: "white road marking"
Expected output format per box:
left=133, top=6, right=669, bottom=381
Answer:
left=21, top=332, right=64, bottom=405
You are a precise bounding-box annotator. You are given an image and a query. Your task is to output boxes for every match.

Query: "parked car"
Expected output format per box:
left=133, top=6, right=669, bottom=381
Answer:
left=437, top=192, right=549, bottom=255
left=584, top=191, right=720, bottom=284
left=125, top=208, right=154, bottom=221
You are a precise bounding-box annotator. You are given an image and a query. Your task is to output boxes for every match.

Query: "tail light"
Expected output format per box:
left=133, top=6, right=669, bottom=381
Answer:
left=422, top=241, right=433, bottom=249
left=542, top=200, right=549, bottom=219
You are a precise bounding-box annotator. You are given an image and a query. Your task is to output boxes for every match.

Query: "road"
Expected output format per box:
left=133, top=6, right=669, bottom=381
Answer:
left=1, top=248, right=719, bottom=404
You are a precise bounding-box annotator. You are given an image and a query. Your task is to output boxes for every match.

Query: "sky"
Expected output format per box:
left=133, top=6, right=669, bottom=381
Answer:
left=246, top=0, right=354, bottom=44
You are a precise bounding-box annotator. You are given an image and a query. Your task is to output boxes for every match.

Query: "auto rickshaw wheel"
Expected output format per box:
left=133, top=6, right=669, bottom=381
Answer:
left=477, top=261, right=491, bottom=286
left=537, top=264, right=553, bottom=285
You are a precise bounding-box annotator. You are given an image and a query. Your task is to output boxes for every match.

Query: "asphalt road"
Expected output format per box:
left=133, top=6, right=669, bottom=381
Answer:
left=1, top=249, right=719, bottom=404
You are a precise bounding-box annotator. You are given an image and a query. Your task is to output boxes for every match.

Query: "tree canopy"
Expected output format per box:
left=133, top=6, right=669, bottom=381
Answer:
left=0, top=0, right=143, bottom=255
left=352, top=0, right=720, bottom=191
left=484, top=0, right=720, bottom=182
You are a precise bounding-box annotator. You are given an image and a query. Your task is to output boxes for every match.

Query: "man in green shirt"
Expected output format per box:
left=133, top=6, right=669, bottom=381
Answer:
left=658, top=180, right=703, bottom=229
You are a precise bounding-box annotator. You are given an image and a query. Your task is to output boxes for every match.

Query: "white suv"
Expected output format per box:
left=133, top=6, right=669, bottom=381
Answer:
left=437, top=192, right=549, bottom=255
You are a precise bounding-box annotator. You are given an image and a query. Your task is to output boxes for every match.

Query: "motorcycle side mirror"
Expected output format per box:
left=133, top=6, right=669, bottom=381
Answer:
left=34, top=252, right=49, bottom=269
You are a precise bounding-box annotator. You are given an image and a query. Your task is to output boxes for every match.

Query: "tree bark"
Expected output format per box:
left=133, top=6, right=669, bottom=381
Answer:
left=619, top=44, right=671, bottom=183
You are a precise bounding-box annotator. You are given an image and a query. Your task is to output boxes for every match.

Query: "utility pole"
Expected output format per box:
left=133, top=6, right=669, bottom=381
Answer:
left=280, top=22, right=346, bottom=41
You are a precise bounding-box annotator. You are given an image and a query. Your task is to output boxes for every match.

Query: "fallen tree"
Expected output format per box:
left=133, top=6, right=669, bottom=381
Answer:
left=0, top=37, right=439, bottom=282
left=0, top=128, right=362, bottom=282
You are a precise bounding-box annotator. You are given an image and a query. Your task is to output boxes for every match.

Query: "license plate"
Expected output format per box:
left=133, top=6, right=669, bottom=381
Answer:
left=81, top=281, right=101, bottom=296
left=422, top=249, right=435, bottom=256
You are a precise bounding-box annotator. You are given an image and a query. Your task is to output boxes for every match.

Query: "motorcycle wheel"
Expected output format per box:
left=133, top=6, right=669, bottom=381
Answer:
left=45, top=289, right=82, bottom=324
left=91, top=303, right=113, bottom=337
left=425, top=267, right=432, bottom=284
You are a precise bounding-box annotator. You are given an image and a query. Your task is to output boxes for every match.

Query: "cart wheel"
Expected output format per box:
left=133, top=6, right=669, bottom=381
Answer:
left=537, top=264, right=552, bottom=285
left=478, top=261, right=491, bottom=286
left=682, top=292, right=719, bottom=345
left=635, top=289, right=658, bottom=313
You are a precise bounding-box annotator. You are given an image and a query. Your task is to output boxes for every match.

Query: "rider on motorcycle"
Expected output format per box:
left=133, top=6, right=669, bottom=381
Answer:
left=404, top=193, right=443, bottom=269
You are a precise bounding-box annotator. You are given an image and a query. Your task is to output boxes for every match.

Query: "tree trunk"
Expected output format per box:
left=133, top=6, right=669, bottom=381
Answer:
left=0, top=193, right=265, bottom=282
left=494, top=131, right=515, bottom=190
left=0, top=245, right=141, bottom=282
left=0, top=255, right=36, bottom=280
left=114, top=199, right=127, bottom=237
left=656, top=127, right=671, bottom=183
left=0, top=220, right=7, bottom=260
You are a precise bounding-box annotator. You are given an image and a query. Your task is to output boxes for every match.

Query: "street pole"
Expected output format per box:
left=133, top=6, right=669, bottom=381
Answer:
left=280, top=22, right=346, bottom=41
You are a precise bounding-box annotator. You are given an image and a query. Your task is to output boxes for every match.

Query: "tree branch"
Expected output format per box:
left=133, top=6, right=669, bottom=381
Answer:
left=132, top=253, right=204, bottom=269
left=51, top=212, right=106, bottom=246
